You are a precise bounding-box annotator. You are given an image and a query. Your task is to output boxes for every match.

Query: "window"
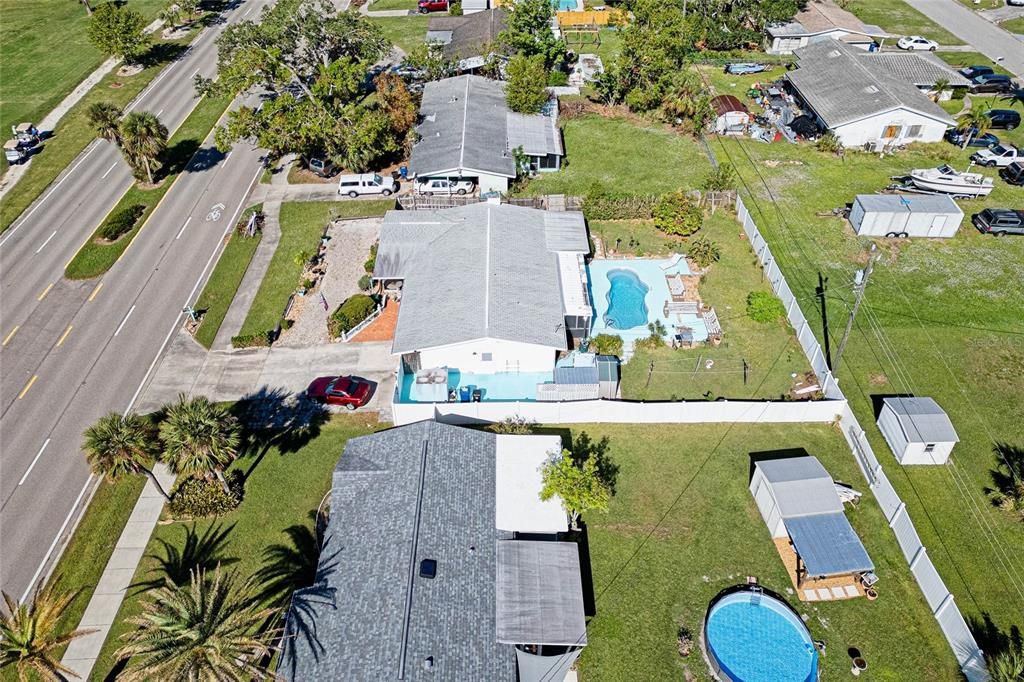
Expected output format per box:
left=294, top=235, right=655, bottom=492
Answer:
left=907, top=125, right=923, bottom=138
left=539, top=154, right=560, bottom=170
left=481, top=352, right=493, bottom=362
left=924, top=443, right=936, bottom=453
left=881, top=125, right=901, bottom=139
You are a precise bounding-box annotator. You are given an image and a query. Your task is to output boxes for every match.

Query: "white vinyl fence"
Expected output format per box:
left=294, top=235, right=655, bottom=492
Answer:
left=735, top=196, right=988, bottom=681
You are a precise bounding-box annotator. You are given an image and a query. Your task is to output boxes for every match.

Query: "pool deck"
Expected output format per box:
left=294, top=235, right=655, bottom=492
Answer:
left=774, top=538, right=866, bottom=602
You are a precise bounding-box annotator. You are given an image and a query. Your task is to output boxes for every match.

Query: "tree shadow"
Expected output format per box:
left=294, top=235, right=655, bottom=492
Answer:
left=230, top=386, right=331, bottom=479
left=984, top=442, right=1024, bottom=514
left=748, top=448, right=812, bottom=483
left=254, top=513, right=331, bottom=608
left=132, top=522, right=238, bottom=591
left=967, top=612, right=1022, bottom=658
left=569, top=432, right=619, bottom=495
left=136, top=41, right=189, bottom=69
left=161, top=139, right=202, bottom=178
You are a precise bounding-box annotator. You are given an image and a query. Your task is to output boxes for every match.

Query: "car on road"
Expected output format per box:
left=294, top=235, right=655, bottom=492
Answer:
left=1009, top=0, right=1024, bottom=6
left=972, top=144, right=1019, bottom=167
left=338, top=173, right=399, bottom=198
left=1001, top=161, right=1024, bottom=185
left=417, top=0, right=448, bottom=13
left=969, top=74, right=1017, bottom=94
left=972, top=208, right=1024, bottom=236
left=415, top=177, right=475, bottom=195
left=958, top=65, right=994, bottom=79
left=985, top=109, right=1021, bottom=130
left=306, top=375, right=375, bottom=409
left=944, top=129, right=999, bottom=148
left=897, top=35, right=938, bottom=51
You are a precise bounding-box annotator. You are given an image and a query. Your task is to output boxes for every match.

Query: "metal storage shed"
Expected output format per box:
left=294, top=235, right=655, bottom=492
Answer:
left=849, top=194, right=964, bottom=238
left=749, top=457, right=843, bottom=538
left=877, top=397, right=959, bottom=465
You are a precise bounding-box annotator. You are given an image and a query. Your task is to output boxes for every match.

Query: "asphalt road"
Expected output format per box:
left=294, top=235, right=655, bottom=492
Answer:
left=0, top=0, right=274, bottom=600
left=905, top=0, right=1024, bottom=77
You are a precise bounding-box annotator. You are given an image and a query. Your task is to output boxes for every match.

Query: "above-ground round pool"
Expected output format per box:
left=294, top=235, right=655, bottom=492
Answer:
left=604, top=269, right=649, bottom=329
left=704, top=589, right=817, bottom=682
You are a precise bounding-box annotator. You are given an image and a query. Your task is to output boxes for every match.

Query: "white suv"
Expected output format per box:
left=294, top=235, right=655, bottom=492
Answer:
left=414, top=177, right=475, bottom=195
left=338, top=173, right=399, bottom=198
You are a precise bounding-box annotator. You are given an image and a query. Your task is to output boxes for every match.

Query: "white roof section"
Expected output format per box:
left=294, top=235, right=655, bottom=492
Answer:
left=882, top=397, right=959, bottom=443
left=854, top=194, right=963, bottom=215
left=755, top=457, right=843, bottom=518
left=558, top=252, right=591, bottom=317
left=495, top=434, right=568, bottom=533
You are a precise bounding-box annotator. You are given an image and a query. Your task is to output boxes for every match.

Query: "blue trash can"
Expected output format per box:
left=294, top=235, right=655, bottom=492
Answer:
left=399, top=165, right=408, bottom=180
left=459, top=386, right=471, bottom=402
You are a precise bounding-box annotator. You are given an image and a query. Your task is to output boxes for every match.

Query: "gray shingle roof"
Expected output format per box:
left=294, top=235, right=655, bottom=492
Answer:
left=883, top=397, right=959, bottom=443
left=507, top=111, right=563, bottom=157
left=785, top=512, right=875, bottom=576
left=864, top=52, right=969, bottom=87
left=787, top=41, right=954, bottom=128
left=374, top=203, right=588, bottom=353
left=279, top=421, right=516, bottom=681
left=409, top=76, right=517, bottom=178
left=495, top=541, right=587, bottom=646
left=427, top=9, right=508, bottom=60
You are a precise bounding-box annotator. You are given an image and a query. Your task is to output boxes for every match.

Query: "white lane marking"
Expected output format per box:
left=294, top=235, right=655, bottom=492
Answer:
left=19, top=439, right=51, bottom=486
left=0, top=143, right=99, bottom=248
left=175, top=216, right=192, bottom=240
left=123, top=163, right=263, bottom=414
left=35, top=231, right=58, bottom=254
left=20, top=474, right=95, bottom=603
left=114, top=305, right=136, bottom=337
left=100, top=162, right=118, bottom=179
left=125, top=64, right=176, bottom=113
left=156, top=109, right=164, bottom=118
left=191, top=68, right=200, bottom=78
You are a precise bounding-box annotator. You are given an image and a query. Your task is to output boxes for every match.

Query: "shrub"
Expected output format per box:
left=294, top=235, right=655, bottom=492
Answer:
left=98, top=204, right=146, bottom=241
left=589, top=333, right=624, bottom=357
left=548, top=69, right=569, bottom=87
left=815, top=131, right=843, bottom=155
left=701, top=163, right=736, bottom=191
left=449, top=1, right=462, bottom=15
left=505, top=54, right=549, bottom=114
left=746, top=291, right=786, bottom=323
left=582, top=192, right=658, bottom=220
left=487, top=416, right=537, bottom=434
left=168, top=471, right=243, bottom=519
left=687, top=237, right=721, bottom=268
left=358, top=274, right=372, bottom=291
left=653, top=191, right=703, bottom=237
left=231, top=331, right=271, bottom=348
left=364, top=241, right=378, bottom=273
left=328, top=294, right=376, bottom=337
left=633, top=320, right=668, bottom=351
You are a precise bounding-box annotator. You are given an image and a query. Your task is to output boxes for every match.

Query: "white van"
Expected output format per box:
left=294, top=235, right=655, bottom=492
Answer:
left=337, top=173, right=399, bottom=198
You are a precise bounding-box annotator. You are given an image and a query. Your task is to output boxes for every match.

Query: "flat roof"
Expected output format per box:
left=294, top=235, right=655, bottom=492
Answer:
left=495, top=434, right=568, bottom=534
left=785, top=512, right=875, bottom=577
left=855, top=194, right=963, bottom=215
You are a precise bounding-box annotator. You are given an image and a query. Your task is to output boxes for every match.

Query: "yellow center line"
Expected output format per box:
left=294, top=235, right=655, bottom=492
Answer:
left=2, top=326, right=18, bottom=347
left=38, top=282, right=55, bottom=301
left=57, top=325, right=73, bottom=347
left=88, top=282, right=103, bottom=301
left=18, top=375, right=38, bottom=400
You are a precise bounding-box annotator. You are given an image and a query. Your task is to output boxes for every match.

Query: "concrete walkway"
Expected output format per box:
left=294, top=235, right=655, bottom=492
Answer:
left=60, top=464, right=176, bottom=680
left=978, top=3, right=1024, bottom=24
left=250, top=182, right=344, bottom=203
left=212, top=198, right=282, bottom=349
left=904, top=0, right=1024, bottom=76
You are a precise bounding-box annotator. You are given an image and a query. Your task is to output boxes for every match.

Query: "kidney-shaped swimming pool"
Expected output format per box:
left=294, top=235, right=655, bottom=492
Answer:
left=604, top=269, right=649, bottom=330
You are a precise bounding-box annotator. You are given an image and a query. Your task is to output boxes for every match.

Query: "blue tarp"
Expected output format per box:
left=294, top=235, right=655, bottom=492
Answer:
left=785, top=512, right=874, bottom=577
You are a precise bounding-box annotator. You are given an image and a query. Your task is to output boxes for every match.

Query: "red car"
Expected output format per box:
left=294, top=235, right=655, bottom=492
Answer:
left=306, top=375, right=374, bottom=409
left=418, top=0, right=448, bottom=12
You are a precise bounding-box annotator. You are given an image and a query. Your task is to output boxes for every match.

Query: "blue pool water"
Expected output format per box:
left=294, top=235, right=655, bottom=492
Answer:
left=554, top=0, right=579, bottom=8
left=400, top=369, right=554, bottom=403
left=705, top=592, right=817, bottom=682
left=604, top=269, right=650, bottom=329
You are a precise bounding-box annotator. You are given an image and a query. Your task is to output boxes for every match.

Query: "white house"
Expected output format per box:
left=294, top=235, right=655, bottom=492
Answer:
left=372, top=202, right=591, bottom=403
left=877, top=397, right=959, bottom=465
left=849, top=194, right=964, bottom=238
left=766, top=0, right=890, bottom=54
left=409, top=76, right=563, bottom=194
left=786, top=41, right=954, bottom=147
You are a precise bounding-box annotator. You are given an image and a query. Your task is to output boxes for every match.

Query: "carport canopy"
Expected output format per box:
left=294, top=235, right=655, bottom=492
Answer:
left=785, top=512, right=875, bottom=577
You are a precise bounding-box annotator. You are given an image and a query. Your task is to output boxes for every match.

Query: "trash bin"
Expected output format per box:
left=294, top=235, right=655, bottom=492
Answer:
left=459, top=386, right=471, bottom=402
left=399, top=165, right=408, bottom=180
left=471, top=388, right=482, bottom=402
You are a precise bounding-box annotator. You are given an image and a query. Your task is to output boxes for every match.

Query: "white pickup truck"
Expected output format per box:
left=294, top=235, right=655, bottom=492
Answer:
left=972, top=144, right=1020, bottom=167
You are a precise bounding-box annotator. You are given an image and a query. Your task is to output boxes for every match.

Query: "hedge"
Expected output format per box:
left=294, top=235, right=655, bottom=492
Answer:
left=582, top=193, right=658, bottom=221
left=746, top=291, right=786, bottom=323
left=328, top=294, right=376, bottom=338
left=168, top=472, right=244, bottom=519
left=231, top=331, right=272, bottom=348
left=98, top=204, right=146, bottom=241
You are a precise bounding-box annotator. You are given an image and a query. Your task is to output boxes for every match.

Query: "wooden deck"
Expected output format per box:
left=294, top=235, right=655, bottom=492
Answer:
left=773, top=537, right=865, bottom=602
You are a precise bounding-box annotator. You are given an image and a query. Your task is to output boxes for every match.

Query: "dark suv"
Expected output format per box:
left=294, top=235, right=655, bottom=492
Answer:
left=985, top=109, right=1021, bottom=130
left=969, top=74, right=1016, bottom=94
left=1001, top=161, right=1024, bottom=186
left=972, top=208, right=1024, bottom=236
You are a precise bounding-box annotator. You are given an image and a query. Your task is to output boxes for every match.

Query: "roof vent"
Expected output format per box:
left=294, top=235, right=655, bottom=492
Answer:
left=864, top=85, right=879, bottom=94
left=423, top=656, right=434, bottom=672
left=828, top=49, right=841, bottom=58
left=419, top=559, right=437, bottom=579
left=448, top=96, right=459, bottom=103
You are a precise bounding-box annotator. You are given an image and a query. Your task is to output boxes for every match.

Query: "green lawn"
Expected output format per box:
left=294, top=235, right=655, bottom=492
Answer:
left=1001, top=16, right=1024, bottom=34
left=369, top=0, right=417, bottom=11
left=714, top=132, right=1024, bottom=648
left=588, top=27, right=623, bottom=66
left=611, top=213, right=810, bottom=401
left=192, top=205, right=264, bottom=349
left=64, top=94, right=231, bottom=280
left=519, top=113, right=713, bottom=196
left=936, top=51, right=1015, bottom=75
left=237, top=200, right=393, bottom=339
left=566, top=422, right=960, bottom=681
left=846, top=0, right=964, bottom=44
left=368, top=15, right=429, bottom=54
left=0, top=0, right=165, bottom=174
left=88, top=413, right=381, bottom=680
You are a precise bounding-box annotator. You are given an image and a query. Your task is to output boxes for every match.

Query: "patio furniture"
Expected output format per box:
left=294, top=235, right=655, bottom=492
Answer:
left=660, top=253, right=683, bottom=270
left=667, top=274, right=686, bottom=300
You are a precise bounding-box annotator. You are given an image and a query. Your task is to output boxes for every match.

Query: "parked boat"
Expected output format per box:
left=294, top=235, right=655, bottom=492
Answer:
left=908, top=164, right=994, bottom=197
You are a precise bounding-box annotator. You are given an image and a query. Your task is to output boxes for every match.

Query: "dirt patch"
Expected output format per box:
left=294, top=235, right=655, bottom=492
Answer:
left=869, top=372, right=889, bottom=386
left=117, top=64, right=144, bottom=77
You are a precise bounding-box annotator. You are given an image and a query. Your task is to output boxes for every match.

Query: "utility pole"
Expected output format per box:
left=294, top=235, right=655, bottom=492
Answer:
left=833, top=245, right=878, bottom=377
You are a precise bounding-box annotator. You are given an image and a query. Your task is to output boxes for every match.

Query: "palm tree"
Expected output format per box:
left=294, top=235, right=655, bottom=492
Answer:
left=86, top=101, right=123, bottom=146
left=1, top=585, right=95, bottom=681
left=115, top=567, right=277, bottom=682
left=83, top=412, right=169, bottom=500
left=931, top=77, right=950, bottom=102
left=119, top=111, right=168, bottom=184
left=989, top=647, right=1024, bottom=682
left=160, top=395, right=240, bottom=495
left=159, top=1, right=183, bottom=28
left=955, top=108, right=992, bottom=149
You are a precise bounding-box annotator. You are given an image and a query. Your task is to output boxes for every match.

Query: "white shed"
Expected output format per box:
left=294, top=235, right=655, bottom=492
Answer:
left=877, top=397, right=959, bottom=465
left=749, top=457, right=843, bottom=538
left=710, top=95, right=751, bottom=136
left=849, top=194, right=963, bottom=238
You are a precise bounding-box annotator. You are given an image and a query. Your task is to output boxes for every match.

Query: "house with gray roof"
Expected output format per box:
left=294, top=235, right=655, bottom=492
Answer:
left=373, top=202, right=591, bottom=404
left=278, top=420, right=587, bottom=682
left=786, top=40, right=955, bottom=147
left=766, top=0, right=890, bottom=54
left=426, top=9, right=508, bottom=72
left=409, top=76, right=562, bottom=194
left=877, top=396, right=959, bottom=464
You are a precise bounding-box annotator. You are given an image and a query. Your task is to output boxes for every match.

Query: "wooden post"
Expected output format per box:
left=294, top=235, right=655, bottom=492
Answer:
left=645, top=361, right=654, bottom=388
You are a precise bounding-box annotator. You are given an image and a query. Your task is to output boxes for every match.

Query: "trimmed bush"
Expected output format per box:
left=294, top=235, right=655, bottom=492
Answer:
left=98, top=204, right=146, bottom=241
left=653, top=190, right=703, bottom=237
left=582, top=193, right=658, bottom=221
left=364, top=242, right=378, bottom=274
left=168, top=471, right=243, bottom=519
left=746, top=291, right=786, bottom=323
left=231, top=331, right=272, bottom=348
left=589, top=333, right=624, bottom=357
left=328, top=294, right=376, bottom=338
left=358, top=274, right=372, bottom=291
